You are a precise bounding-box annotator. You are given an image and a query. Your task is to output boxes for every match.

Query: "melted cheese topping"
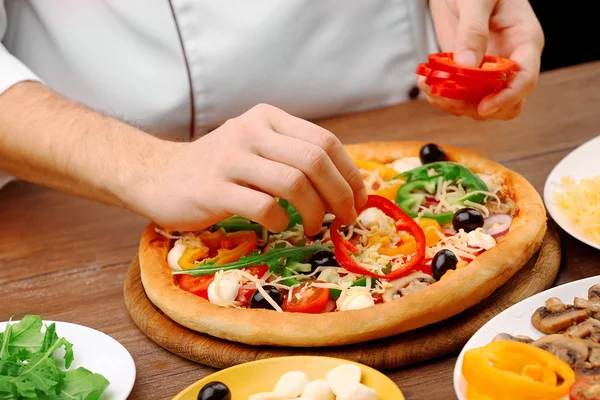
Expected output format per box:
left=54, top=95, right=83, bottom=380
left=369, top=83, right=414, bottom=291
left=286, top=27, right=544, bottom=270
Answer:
left=554, top=176, right=600, bottom=244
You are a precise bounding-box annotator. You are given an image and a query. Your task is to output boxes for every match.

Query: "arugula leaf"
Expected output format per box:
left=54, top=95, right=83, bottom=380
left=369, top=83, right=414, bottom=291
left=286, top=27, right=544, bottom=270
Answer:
left=57, top=367, right=109, bottom=400
left=1, top=316, right=44, bottom=357
left=173, top=242, right=329, bottom=276
left=0, top=317, right=108, bottom=400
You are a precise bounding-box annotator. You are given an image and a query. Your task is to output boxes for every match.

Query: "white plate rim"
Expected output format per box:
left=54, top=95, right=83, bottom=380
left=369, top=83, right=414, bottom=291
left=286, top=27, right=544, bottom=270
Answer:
left=453, top=275, right=600, bottom=399
left=0, top=319, right=136, bottom=400
left=543, top=135, right=600, bottom=251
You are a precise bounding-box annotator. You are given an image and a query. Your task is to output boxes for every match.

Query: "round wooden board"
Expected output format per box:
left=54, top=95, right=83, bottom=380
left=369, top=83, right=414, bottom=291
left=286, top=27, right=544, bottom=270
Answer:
left=124, top=226, right=561, bottom=370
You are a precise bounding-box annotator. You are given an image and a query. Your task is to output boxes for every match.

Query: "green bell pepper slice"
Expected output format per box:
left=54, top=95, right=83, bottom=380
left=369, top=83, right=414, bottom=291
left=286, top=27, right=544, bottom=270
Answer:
left=393, top=162, right=489, bottom=224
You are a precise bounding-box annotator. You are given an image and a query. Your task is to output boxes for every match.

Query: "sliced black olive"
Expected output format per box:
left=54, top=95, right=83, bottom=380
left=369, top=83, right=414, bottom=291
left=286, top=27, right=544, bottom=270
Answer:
left=310, top=250, right=340, bottom=272
left=452, top=207, right=484, bottom=233
left=419, top=143, right=447, bottom=164
left=198, top=381, right=231, bottom=400
left=432, top=249, right=458, bottom=281
left=250, top=285, right=283, bottom=310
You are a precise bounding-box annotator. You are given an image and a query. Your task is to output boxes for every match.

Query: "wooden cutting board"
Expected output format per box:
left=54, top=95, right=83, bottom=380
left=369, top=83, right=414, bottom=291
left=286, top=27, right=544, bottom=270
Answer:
left=124, top=226, right=561, bottom=370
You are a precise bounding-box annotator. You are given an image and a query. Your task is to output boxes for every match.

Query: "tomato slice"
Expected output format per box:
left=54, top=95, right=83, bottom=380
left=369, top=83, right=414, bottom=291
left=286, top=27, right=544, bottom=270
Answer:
left=431, top=81, right=469, bottom=101
left=244, top=265, right=269, bottom=279
left=177, top=274, right=215, bottom=299
left=283, top=283, right=330, bottom=314
left=428, top=52, right=518, bottom=79
left=569, top=376, right=600, bottom=400
left=236, top=284, right=257, bottom=306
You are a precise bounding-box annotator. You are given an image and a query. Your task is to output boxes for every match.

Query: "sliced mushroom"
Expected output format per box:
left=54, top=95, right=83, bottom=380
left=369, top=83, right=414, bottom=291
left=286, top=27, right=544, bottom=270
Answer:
left=574, top=362, right=600, bottom=377
left=492, top=333, right=534, bottom=344
left=566, top=318, right=600, bottom=338
left=575, top=297, right=600, bottom=313
left=382, top=272, right=435, bottom=302
left=589, top=284, right=600, bottom=302
left=533, top=334, right=589, bottom=367
left=531, top=298, right=589, bottom=334
left=589, top=348, right=600, bottom=368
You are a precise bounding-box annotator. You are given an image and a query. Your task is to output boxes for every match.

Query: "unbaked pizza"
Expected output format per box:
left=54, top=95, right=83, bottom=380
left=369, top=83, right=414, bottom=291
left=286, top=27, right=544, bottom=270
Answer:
left=139, top=141, right=547, bottom=347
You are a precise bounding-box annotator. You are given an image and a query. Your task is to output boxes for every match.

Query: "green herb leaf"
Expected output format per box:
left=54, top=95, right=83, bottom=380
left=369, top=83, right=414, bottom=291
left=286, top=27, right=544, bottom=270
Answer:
left=57, top=367, right=110, bottom=400
left=173, top=242, right=329, bottom=277
left=0, top=316, right=108, bottom=399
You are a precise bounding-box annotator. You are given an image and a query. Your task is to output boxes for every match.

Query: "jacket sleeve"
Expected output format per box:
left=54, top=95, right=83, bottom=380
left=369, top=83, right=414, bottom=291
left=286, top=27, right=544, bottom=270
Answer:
left=0, top=0, right=43, bottom=95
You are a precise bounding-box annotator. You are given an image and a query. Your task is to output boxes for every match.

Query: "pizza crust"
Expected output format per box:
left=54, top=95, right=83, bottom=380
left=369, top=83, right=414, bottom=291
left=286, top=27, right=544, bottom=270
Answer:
left=139, top=141, right=547, bottom=347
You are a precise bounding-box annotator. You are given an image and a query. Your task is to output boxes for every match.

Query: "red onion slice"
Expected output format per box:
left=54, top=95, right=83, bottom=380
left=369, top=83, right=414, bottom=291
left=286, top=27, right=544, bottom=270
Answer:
left=483, top=214, right=512, bottom=238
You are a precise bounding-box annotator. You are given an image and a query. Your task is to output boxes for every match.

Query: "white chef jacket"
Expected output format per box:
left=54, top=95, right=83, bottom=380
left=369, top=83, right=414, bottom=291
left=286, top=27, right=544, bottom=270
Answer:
left=0, top=0, right=437, bottom=187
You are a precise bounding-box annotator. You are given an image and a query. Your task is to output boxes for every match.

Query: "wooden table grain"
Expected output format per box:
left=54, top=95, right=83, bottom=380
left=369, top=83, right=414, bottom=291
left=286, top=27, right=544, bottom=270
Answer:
left=1, top=61, right=599, bottom=399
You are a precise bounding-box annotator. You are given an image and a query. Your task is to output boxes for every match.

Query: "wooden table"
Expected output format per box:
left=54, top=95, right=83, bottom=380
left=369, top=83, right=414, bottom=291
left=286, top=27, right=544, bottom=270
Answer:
left=1, top=61, right=599, bottom=399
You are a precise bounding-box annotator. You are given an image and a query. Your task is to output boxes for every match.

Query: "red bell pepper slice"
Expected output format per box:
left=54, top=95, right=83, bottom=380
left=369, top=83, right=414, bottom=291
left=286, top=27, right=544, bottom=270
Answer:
left=426, top=69, right=507, bottom=91
left=416, top=62, right=432, bottom=77
left=214, top=230, right=257, bottom=265
left=428, top=52, right=518, bottom=80
left=431, top=81, right=469, bottom=101
left=330, top=195, right=426, bottom=280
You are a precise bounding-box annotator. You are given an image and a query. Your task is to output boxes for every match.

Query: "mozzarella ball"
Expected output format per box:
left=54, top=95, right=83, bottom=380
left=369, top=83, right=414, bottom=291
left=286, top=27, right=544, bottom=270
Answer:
left=357, top=208, right=387, bottom=229
left=248, top=392, right=291, bottom=400
left=336, top=292, right=375, bottom=312
left=300, top=379, right=334, bottom=400
left=207, top=274, right=241, bottom=306
left=325, top=364, right=362, bottom=396
left=167, top=241, right=187, bottom=270
left=389, top=157, right=421, bottom=174
left=466, top=229, right=496, bottom=250
left=336, top=383, right=378, bottom=400
left=273, top=371, right=309, bottom=398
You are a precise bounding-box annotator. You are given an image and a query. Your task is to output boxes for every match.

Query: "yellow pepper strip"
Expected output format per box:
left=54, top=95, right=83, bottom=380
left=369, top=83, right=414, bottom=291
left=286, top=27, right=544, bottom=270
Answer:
left=353, top=159, right=399, bottom=181
left=377, top=234, right=415, bottom=256
left=417, top=218, right=443, bottom=247
left=367, top=234, right=381, bottom=246
left=462, top=341, right=575, bottom=400
left=374, top=182, right=402, bottom=201
left=178, top=247, right=209, bottom=270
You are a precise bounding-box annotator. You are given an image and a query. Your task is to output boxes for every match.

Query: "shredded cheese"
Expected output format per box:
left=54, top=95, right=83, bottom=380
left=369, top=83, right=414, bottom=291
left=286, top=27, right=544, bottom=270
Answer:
left=554, top=176, right=600, bottom=244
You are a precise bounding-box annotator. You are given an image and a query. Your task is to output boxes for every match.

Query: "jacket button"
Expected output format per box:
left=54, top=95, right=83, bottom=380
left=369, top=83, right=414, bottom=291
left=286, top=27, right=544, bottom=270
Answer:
left=408, top=85, right=420, bottom=100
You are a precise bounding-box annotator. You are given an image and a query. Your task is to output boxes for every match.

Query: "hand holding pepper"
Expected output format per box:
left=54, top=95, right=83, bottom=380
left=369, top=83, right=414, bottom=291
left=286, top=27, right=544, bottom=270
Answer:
left=422, top=0, right=544, bottom=120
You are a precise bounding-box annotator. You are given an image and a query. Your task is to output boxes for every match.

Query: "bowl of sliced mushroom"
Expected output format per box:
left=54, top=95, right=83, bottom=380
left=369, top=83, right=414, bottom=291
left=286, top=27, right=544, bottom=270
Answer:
left=454, top=277, right=600, bottom=400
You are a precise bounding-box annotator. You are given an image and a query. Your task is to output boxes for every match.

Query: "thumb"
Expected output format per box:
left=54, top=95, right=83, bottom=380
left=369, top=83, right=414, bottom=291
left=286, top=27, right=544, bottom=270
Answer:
left=453, top=0, right=496, bottom=67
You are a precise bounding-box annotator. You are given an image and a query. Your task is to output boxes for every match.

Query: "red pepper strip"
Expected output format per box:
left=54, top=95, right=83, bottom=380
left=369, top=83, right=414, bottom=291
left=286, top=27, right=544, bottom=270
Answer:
left=330, top=195, right=426, bottom=280
left=428, top=52, right=518, bottom=79
left=431, top=81, right=469, bottom=101
left=213, top=230, right=257, bottom=265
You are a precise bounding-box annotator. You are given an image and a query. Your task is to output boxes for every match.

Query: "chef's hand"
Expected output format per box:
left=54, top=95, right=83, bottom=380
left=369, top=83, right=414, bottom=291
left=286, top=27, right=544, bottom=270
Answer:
left=137, top=104, right=367, bottom=235
left=424, top=0, right=544, bottom=120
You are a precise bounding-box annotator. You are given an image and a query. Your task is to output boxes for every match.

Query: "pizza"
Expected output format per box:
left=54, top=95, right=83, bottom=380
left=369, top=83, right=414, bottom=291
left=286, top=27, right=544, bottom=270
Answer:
left=138, top=141, right=547, bottom=347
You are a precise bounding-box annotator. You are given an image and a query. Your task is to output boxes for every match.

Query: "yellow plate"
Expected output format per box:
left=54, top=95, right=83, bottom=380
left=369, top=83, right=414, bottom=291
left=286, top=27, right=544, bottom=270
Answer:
left=173, top=356, right=404, bottom=400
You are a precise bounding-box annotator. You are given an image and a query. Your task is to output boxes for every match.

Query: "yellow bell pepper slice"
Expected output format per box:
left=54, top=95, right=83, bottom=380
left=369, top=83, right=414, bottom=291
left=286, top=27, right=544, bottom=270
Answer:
left=462, top=341, right=575, bottom=400
left=374, top=182, right=402, bottom=201
left=353, top=159, right=399, bottom=181
left=377, top=234, right=415, bottom=256
left=178, top=247, right=209, bottom=270
left=417, top=218, right=443, bottom=247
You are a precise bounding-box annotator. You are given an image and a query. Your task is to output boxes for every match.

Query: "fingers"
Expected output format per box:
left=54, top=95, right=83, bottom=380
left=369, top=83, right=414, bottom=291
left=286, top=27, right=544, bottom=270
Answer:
left=251, top=104, right=367, bottom=209
left=453, top=0, right=496, bottom=66
left=251, top=127, right=358, bottom=226
left=478, top=43, right=542, bottom=116
left=232, top=154, right=326, bottom=235
left=219, top=182, right=291, bottom=233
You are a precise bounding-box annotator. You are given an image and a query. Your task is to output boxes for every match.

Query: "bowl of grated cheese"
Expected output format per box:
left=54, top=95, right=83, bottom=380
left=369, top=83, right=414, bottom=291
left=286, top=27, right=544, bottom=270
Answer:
left=544, top=135, right=600, bottom=250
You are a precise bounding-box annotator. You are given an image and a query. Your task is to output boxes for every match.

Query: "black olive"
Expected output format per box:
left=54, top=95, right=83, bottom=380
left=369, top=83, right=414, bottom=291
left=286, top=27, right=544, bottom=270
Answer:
left=310, top=250, right=340, bottom=272
left=432, top=249, right=458, bottom=281
left=419, top=143, right=447, bottom=164
left=198, top=381, right=231, bottom=400
left=452, top=207, right=484, bottom=233
left=250, top=285, right=283, bottom=310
